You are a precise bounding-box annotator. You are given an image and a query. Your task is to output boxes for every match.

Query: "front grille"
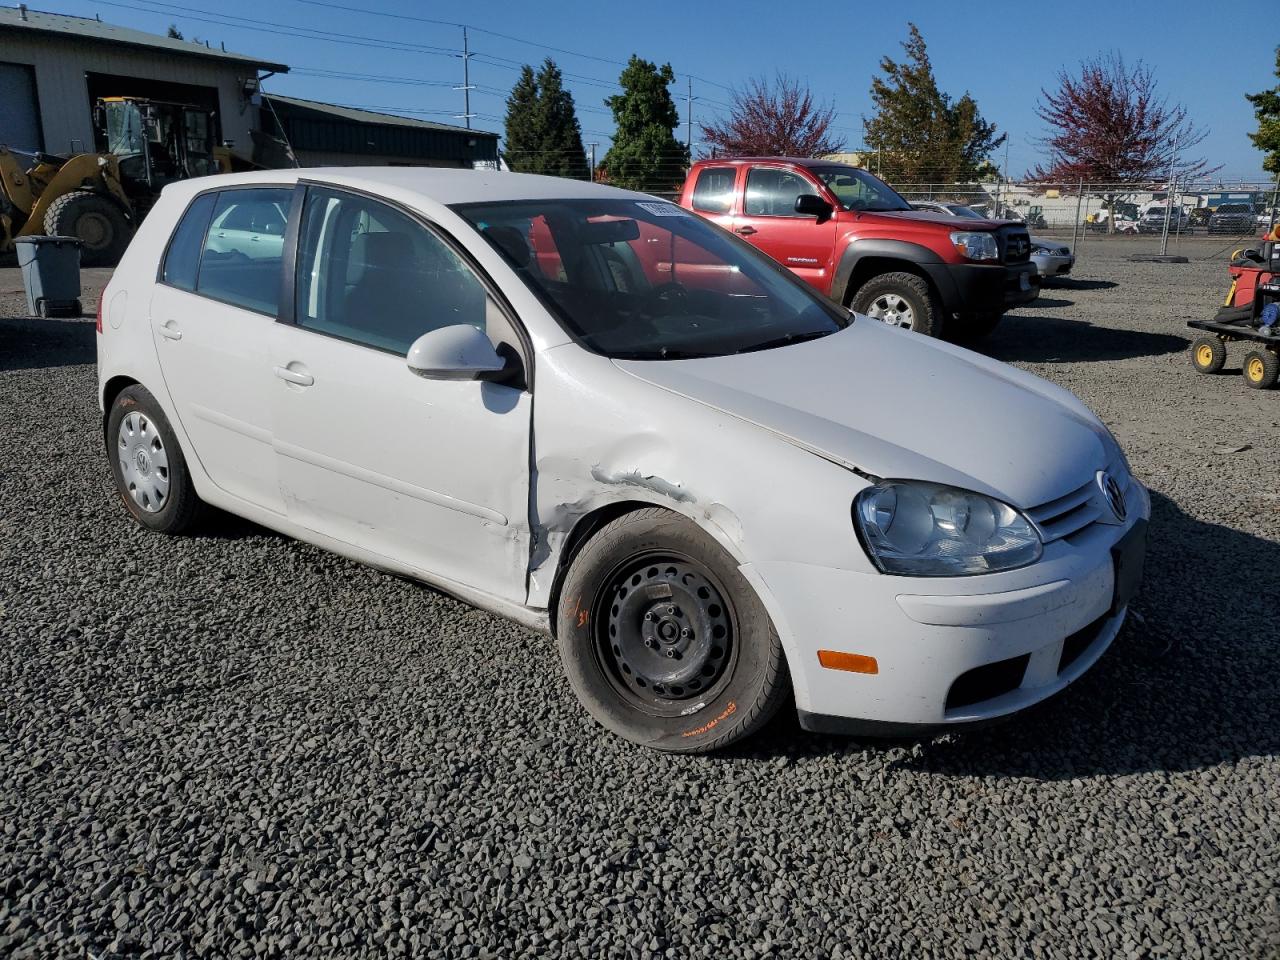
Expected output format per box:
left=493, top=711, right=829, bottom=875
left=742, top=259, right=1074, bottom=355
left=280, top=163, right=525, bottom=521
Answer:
left=1001, top=228, right=1031, bottom=264
left=946, top=653, right=1030, bottom=710
left=1025, top=466, right=1131, bottom=544
left=1058, top=613, right=1109, bottom=674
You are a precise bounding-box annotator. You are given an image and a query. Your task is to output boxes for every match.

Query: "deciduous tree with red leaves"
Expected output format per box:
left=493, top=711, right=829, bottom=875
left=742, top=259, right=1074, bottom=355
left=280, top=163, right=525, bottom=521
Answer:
left=699, top=74, right=844, bottom=158
left=1030, top=53, right=1213, bottom=226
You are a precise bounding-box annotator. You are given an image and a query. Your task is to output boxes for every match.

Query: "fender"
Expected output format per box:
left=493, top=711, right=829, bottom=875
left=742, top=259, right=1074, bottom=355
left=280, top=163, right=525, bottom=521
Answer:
left=832, top=237, right=960, bottom=311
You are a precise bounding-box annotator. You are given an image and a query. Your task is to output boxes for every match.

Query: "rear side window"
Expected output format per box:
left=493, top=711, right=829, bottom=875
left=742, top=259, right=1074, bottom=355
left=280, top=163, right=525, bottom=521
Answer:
left=196, top=188, right=292, bottom=315
left=691, top=167, right=736, bottom=214
left=162, top=192, right=217, bottom=291
left=744, top=167, right=819, bottom=217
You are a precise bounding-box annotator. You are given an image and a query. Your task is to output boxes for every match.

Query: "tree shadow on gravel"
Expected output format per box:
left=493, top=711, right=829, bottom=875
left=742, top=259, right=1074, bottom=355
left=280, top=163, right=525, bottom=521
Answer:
left=0, top=316, right=95, bottom=371
left=980, top=314, right=1188, bottom=364
left=732, top=491, right=1280, bottom=779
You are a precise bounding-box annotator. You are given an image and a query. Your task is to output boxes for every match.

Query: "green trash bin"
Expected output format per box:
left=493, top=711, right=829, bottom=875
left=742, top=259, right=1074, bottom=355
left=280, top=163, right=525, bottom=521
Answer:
left=14, top=235, right=83, bottom=318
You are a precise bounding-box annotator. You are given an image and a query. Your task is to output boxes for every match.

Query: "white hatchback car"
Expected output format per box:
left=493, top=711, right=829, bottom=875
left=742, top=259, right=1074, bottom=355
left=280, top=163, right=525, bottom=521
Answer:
left=97, top=169, right=1149, bottom=752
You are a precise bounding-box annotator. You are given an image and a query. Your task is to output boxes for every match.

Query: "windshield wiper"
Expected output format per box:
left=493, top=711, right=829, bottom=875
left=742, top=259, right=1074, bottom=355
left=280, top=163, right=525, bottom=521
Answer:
left=734, top=329, right=833, bottom=354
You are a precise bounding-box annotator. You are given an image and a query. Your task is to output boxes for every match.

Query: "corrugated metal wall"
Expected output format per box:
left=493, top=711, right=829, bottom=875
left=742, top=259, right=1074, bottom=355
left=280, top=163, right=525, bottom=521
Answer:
left=0, top=32, right=259, bottom=156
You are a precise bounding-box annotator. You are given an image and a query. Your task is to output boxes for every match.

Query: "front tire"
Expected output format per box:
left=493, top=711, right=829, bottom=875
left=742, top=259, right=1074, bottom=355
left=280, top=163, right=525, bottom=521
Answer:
left=107, top=385, right=205, bottom=533
left=556, top=508, right=789, bottom=753
left=850, top=271, right=943, bottom=338
left=44, top=191, right=132, bottom=266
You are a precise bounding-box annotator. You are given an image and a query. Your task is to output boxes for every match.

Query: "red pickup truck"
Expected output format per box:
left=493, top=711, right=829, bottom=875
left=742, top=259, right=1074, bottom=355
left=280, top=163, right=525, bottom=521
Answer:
left=677, top=157, right=1038, bottom=339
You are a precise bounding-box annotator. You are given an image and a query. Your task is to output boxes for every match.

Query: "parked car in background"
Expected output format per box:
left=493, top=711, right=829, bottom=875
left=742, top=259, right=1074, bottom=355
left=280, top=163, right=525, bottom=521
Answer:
left=96, top=167, right=1148, bottom=752
left=678, top=158, right=1038, bottom=340
left=910, top=201, right=1074, bottom=281
left=1137, top=206, right=1190, bottom=234
left=1209, top=203, right=1256, bottom=235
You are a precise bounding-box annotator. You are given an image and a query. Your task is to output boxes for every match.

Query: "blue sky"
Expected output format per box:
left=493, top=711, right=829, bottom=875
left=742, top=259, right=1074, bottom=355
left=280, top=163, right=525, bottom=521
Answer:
left=53, top=0, right=1278, bottom=180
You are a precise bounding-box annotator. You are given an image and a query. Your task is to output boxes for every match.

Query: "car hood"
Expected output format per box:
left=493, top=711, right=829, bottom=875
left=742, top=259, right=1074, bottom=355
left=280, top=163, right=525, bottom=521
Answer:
left=613, top=322, right=1112, bottom=509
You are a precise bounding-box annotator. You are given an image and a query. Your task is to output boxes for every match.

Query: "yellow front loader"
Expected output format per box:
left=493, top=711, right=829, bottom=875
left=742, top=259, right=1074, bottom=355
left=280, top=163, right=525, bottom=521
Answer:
left=0, top=148, right=134, bottom=266
left=2, top=97, right=259, bottom=266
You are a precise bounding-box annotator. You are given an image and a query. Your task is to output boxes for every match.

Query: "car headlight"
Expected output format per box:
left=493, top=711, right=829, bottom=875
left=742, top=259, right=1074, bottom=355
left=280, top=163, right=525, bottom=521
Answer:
left=854, top=480, right=1042, bottom=576
left=1031, top=242, right=1050, bottom=254
left=950, top=231, right=999, bottom=262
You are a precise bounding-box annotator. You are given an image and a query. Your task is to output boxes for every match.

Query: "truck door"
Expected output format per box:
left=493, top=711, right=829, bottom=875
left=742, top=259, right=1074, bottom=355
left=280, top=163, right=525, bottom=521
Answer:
left=733, top=165, right=836, bottom=293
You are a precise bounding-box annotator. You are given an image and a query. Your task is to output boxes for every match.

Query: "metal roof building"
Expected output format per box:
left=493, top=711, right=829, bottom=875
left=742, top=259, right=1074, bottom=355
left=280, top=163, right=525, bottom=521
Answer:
left=0, top=6, right=287, bottom=161
left=259, top=95, right=499, bottom=169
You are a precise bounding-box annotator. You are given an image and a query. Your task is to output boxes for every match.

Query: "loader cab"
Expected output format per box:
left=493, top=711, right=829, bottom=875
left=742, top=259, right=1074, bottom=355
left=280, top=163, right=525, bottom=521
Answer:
left=95, top=98, right=219, bottom=206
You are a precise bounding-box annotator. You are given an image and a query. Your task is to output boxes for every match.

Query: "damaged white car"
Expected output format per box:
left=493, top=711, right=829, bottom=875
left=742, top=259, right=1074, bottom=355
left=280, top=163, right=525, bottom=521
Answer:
left=97, top=169, right=1149, bottom=752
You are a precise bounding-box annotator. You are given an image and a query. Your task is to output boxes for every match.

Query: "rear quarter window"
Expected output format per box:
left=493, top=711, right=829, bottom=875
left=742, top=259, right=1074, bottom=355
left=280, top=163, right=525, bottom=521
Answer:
left=690, top=167, right=737, bottom=215
left=161, top=192, right=217, bottom=291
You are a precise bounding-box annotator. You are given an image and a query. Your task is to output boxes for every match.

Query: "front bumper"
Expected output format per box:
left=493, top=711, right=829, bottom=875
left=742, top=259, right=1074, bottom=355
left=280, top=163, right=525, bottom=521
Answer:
left=1033, top=252, right=1075, bottom=277
left=742, top=481, right=1150, bottom=733
left=927, top=261, right=1039, bottom=318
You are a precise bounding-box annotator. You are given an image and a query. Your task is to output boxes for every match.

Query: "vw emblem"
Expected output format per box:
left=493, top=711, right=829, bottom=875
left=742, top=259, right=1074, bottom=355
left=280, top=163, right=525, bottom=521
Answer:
left=1098, top=471, right=1127, bottom=521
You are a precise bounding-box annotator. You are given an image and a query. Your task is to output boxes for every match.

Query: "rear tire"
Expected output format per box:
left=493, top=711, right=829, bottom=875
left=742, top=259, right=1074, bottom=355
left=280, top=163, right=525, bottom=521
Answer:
left=107, top=385, right=205, bottom=533
left=851, top=271, right=943, bottom=338
left=556, top=507, right=789, bottom=753
left=1190, top=336, right=1227, bottom=374
left=1242, top=349, right=1279, bottom=390
left=44, top=191, right=131, bottom=266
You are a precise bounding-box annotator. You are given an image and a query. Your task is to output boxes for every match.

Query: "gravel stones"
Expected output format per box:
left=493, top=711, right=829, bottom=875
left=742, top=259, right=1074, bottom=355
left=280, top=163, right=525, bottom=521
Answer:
left=0, top=242, right=1276, bottom=958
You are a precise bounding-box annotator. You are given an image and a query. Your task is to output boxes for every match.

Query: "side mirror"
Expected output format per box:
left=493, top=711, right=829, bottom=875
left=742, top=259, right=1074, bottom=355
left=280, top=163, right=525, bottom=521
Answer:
left=795, top=194, right=834, bottom=220
left=406, top=324, right=507, bottom=381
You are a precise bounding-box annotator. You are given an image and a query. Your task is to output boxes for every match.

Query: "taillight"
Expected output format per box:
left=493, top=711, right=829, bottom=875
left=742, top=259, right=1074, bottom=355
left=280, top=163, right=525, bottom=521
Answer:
left=95, top=295, right=104, bottom=334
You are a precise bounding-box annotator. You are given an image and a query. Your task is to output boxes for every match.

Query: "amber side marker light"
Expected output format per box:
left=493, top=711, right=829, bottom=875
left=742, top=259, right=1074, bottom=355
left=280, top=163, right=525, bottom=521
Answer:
left=817, top=650, right=879, bottom=674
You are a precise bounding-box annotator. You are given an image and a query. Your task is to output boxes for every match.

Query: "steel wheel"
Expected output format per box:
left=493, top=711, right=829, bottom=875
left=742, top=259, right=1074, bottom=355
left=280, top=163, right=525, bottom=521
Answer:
left=117, top=411, right=170, bottom=513
left=596, top=553, right=737, bottom=717
left=864, top=292, right=915, bottom=329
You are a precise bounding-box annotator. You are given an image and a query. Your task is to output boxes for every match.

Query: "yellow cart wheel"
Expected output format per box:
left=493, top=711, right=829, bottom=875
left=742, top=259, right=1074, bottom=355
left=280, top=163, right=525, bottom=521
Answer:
left=1190, top=336, right=1227, bottom=374
left=1242, top=349, right=1279, bottom=390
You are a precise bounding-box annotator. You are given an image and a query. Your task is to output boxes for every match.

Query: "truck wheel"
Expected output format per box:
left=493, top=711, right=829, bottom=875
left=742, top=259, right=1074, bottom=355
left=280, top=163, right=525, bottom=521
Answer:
left=556, top=507, right=789, bottom=753
left=44, top=191, right=131, bottom=266
left=851, top=272, right=942, bottom=338
left=1190, top=336, right=1227, bottom=374
left=1242, top=350, right=1279, bottom=390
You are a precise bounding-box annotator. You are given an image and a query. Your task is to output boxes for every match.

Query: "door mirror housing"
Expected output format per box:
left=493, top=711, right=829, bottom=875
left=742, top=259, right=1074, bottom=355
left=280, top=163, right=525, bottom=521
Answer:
left=406, top=324, right=507, bottom=381
left=795, top=194, right=834, bottom=219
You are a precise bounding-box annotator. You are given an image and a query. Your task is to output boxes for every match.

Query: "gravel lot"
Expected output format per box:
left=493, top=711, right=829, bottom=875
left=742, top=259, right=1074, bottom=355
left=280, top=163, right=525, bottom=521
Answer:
left=1, top=238, right=1277, bottom=959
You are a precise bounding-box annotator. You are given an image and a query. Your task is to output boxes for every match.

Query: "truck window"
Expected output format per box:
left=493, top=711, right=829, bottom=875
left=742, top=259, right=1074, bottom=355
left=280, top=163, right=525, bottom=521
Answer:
left=744, top=167, right=819, bottom=218
left=691, top=167, right=737, bottom=214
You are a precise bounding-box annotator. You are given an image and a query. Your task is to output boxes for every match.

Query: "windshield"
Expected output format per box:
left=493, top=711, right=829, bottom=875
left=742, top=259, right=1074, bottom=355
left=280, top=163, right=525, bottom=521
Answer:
left=809, top=166, right=912, bottom=212
left=1217, top=204, right=1250, bottom=213
left=104, top=102, right=144, bottom=158
left=943, top=204, right=986, bottom=220
left=453, top=198, right=849, bottom=360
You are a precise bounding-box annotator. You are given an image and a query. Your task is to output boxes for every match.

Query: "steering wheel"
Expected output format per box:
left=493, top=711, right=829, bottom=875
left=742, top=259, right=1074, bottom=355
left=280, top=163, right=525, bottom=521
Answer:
left=644, top=281, right=690, bottom=316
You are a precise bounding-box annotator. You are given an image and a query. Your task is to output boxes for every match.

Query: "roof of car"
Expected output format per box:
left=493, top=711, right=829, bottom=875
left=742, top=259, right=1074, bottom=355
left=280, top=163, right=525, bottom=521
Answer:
left=691, top=157, right=856, bottom=168
left=160, top=167, right=653, bottom=206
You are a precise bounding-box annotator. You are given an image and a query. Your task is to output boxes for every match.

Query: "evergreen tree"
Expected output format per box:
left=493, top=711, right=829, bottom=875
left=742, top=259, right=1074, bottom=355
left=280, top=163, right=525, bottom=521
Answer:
left=1246, top=46, right=1280, bottom=174
left=534, top=59, right=589, bottom=179
left=863, top=23, right=1004, bottom=183
left=503, top=65, right=541, bottom=173
left=599, top=56, right=688, bottom=192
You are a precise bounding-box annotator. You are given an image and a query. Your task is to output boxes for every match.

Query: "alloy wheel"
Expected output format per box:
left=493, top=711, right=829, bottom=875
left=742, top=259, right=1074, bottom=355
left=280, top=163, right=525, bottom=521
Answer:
left=865, top=292, right=915, bottom=329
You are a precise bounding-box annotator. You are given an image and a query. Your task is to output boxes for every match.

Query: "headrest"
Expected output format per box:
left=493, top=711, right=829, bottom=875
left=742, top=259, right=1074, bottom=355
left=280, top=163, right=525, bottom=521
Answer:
left=484, top=225, right=532, bottom=268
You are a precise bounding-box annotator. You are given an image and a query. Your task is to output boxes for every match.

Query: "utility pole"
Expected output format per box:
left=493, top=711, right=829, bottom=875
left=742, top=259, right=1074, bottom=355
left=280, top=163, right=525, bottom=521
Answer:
left=586, top=142, right=597, bottom=182
left=453, top=26, right=475, bottom=129
left=685, top=76, right=694, bottom=154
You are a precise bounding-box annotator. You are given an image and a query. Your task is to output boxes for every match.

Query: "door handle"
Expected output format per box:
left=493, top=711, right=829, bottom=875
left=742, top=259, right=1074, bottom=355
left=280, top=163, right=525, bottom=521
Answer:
left=734, top=225, right=757, bottom=236
left=273, top=365, right=314, bottom=387
left=157, top=322, right=182, bottom=341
